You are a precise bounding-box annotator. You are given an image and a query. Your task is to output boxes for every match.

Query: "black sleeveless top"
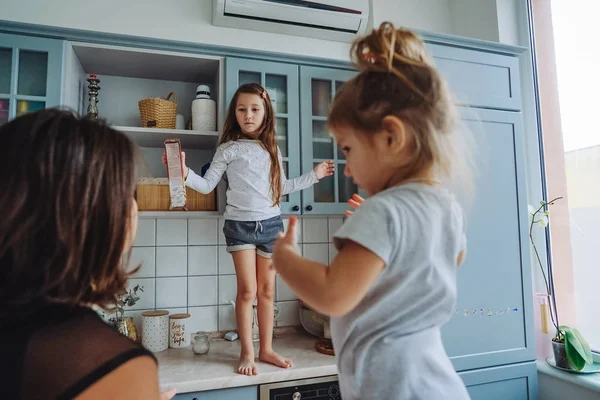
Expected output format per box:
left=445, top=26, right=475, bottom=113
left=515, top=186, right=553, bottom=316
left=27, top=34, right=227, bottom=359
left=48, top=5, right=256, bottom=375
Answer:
left=0, top=304, right=157, bottom=399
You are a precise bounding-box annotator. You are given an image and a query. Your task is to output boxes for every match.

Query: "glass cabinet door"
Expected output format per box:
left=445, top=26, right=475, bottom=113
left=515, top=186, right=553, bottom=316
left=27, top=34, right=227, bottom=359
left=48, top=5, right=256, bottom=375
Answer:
left=226, top=58, right=301, bottom=214
left=300, top=66, right=357, bottom=214
left=0, top=33, right=63, bottom=125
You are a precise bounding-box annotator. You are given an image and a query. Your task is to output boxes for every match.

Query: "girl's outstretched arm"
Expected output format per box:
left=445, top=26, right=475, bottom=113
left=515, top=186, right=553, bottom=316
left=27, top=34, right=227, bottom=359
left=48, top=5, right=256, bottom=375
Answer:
left=272, top=217, right=384, bottom=317
left=185, top=147, right=227, bottom=194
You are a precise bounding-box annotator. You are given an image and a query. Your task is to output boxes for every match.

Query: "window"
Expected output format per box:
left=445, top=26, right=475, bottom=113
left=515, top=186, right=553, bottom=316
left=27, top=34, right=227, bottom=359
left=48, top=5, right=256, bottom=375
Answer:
left=550, top=0, right=600, bottom=352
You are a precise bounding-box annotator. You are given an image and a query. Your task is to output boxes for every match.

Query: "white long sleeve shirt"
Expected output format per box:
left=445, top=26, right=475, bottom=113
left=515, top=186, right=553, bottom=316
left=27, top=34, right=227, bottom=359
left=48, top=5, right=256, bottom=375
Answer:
left=186, top=139, right=318, bottom=221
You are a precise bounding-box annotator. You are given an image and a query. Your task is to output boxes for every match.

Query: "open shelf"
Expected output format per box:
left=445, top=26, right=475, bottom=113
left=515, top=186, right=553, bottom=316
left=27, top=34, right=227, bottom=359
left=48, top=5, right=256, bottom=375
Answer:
left=113, top=126, right=220, bottom=149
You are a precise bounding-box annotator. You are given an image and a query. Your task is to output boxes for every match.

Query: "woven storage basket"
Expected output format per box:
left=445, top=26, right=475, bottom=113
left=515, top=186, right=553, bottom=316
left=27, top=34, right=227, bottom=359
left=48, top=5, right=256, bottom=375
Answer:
left=138, top=92, right=177, bottom=129
left=136, top=178, right=217, bottom=211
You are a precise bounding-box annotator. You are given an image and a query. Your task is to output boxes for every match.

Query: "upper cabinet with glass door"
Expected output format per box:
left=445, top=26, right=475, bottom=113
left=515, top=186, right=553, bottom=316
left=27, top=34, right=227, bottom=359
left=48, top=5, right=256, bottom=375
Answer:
left=300, top=66, right=357, bottom=215
left=225, top=57, right=302, bottom=215
left=0, top=33, right=64, bottom=125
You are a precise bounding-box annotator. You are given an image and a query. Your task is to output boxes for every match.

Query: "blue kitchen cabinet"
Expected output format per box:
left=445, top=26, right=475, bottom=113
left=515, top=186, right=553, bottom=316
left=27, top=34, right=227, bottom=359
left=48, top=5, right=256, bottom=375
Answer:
left=174, top=385, right=257, bottom=400
left=428, top=42, right=522, bottom=111
left=226, top=58, right=358, bottom=215
left=225, top=57, right=302, bottom=215
left=299, top=66, right=357, bottom=215
left=442, top=108, right=535, bottom=372
left=461, top=361, right=538, bottom=400
left=0, top=32, right=64, bottom=124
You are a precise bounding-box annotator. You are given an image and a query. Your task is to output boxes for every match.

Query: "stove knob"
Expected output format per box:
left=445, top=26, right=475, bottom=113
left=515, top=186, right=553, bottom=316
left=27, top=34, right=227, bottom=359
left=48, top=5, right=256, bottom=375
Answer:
left=292, top=392, right=302, bottom=400
left=328, top=384, right=340, bottom=397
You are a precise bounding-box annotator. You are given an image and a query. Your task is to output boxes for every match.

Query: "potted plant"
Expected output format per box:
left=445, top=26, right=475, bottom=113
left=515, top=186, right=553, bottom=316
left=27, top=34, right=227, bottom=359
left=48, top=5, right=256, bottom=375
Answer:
left=529, top=197, right=593, bottom=371
left=107, top=285, right=144, bottom=342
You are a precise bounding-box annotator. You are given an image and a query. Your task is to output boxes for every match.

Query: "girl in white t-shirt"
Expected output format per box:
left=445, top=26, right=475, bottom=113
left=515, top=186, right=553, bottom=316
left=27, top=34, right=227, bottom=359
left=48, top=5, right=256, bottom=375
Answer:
left=165, top=83, right=333, bottom=375
left=272, top=22, right=474, bottom=400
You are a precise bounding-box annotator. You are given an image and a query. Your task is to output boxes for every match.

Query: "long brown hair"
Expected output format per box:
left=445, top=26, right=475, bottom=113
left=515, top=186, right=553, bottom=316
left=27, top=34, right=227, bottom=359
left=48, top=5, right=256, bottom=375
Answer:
left=0, top=109, right=140, bottom=318
left=329, top=22, right=473, bottom=196
left=220, top=83, right=282, bottom=206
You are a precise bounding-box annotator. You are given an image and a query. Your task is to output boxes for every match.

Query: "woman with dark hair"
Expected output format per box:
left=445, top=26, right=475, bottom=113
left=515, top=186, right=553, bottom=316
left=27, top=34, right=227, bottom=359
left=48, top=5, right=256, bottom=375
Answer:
left=0, top=109, right=175, bottom=399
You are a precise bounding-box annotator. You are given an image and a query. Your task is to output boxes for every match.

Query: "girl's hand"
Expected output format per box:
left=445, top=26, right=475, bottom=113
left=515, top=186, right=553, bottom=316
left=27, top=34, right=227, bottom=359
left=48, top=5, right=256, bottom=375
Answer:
left=345, top=193, right=364, bottom=217
left=313, top=160, right=335, bottom=180
left=162, top=150, right=189, bottom=180
left=273, top=217, right=299, bottom=270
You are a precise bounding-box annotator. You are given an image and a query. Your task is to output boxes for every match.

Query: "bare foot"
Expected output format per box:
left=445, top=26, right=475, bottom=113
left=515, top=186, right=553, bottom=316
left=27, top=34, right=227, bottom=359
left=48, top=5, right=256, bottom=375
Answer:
left=238, top=353, right=258, bottom=376
left=259, top=349, right=293, bottom=369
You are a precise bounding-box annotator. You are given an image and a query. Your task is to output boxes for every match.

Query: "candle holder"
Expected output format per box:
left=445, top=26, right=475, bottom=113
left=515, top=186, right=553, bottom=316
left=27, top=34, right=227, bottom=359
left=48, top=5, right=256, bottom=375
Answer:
left=87, top=74, right=101, bottom=120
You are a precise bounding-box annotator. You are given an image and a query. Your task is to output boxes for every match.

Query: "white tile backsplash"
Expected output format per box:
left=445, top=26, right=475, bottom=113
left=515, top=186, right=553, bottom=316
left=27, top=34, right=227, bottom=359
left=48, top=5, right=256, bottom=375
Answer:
left=276, top=275, right=297, bottom=301
left=329, top=243, right=338, bottom=263
left=218, top=219, right=226, bottom=245
left=188, top=219, right=218, bottom=245
left=188, top=276, right=218, bottom=306
left=328, top=217, right=343, bottom=242
left=303, top=244, right=330, bottom=264
left=276, top=300, right=300, bottom=326
left=134, top=219, right=156, bottom=246
left=156, top=246, right=187, bottom=277
left=188, top=246, right=218, bottom=275
left=156, top=277, right=187, bottom=308
left=219, top=275, right=237, bottom=305
left=132, top=216, right=335, bottom=332
left=188, top=306, right=218, bottom=333
left=282, top=217, right=303, bottom=243
left=156, top=219, right=187, bottom=246
left=302, top=218, right=328, bottom=243
left=127, top=278, right=155, bottom=310
left=218, top=246, right=235, bottom=275
left=128, top=247, right=155, bottom=278
left=218, top=304, right=237, bottom=331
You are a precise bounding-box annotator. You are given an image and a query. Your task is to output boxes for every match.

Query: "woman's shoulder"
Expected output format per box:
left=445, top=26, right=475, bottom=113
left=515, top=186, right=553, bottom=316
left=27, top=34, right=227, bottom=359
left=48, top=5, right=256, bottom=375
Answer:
left=25, top=306, right=157, bottom=399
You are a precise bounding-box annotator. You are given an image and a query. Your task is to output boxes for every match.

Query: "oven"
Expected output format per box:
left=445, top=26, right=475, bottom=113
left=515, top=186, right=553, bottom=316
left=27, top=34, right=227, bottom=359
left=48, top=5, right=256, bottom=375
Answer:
left=258, top=375, right=341, bottom=400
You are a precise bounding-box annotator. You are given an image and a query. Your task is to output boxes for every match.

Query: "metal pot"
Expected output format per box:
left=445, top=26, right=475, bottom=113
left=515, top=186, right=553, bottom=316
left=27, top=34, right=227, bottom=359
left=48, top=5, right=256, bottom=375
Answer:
left=298, top=301, right=330, bottom=339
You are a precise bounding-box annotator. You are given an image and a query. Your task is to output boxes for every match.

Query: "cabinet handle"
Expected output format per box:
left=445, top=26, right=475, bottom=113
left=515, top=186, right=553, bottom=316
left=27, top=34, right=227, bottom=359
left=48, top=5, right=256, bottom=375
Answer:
left=292, top=205, right=300, bottom=212
left=306, top=205, right=313, bottom=211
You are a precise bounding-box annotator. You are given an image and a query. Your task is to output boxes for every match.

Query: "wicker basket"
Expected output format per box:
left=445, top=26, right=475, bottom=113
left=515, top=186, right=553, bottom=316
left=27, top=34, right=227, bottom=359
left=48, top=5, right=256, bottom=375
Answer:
left=138, top=92, right=177, bottom=129
left=136, top=179, right=217, bottom=211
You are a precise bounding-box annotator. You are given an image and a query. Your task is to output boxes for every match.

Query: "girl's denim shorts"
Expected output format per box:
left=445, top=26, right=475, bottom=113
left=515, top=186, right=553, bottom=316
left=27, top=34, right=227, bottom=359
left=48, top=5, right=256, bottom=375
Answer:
left=223, top=216, right=284, bottom=258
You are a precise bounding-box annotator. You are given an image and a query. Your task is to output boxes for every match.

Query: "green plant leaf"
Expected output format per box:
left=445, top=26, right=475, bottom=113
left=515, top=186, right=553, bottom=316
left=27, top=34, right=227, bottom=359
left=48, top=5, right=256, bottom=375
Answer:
left=572, top=328, right=593, bottom=365
left=565, top=337, right=586, bottom=371
left=559, top=325, right=571, bottom=333
left=565, top=329, right=585, bottom=371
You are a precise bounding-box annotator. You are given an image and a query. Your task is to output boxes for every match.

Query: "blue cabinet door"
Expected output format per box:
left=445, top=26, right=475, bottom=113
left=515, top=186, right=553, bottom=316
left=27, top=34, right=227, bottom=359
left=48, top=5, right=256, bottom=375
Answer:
left=461, top=361, right=538, bottom=400
left=427, top=43, right=521, bottom=111
left=299, top=66, right=357, bottom=215
left=225, top=57, right=302, bottom=215
left=174, top=385, right=257, bottom=400
left=442, top=108, right=536, bottom=371
left=0, top=32, right=64, bottom=124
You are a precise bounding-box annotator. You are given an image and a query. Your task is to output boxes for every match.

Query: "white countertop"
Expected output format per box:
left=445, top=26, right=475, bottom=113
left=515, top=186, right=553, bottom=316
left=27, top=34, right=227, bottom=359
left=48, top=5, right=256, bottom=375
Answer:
left=157, top=331, right=338, bottom=393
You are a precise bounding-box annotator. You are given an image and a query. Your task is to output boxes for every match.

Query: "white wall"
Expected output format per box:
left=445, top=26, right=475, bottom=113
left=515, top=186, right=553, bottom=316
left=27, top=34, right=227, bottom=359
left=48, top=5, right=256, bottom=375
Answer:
left=2, top=0, right=523, bottom=62
left=496, top=0, right=524, bottom=46
left=1, top=0, right=353, bottom=60
left=450, top=0, right=499, bottom=42
left=371, top=0, right=454, bottom=34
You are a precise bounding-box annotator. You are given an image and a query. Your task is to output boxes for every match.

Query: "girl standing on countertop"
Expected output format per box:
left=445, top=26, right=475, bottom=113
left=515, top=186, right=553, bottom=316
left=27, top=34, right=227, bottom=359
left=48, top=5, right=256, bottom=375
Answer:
left=164, top=83, right=334, bottom=376
left=272, top=22, right=474, bottom=400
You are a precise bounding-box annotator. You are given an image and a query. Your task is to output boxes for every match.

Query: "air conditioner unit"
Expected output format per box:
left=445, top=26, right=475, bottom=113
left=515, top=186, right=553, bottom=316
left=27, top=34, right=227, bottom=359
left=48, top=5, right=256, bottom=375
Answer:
left=212, top=0, right=370, bottom=43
